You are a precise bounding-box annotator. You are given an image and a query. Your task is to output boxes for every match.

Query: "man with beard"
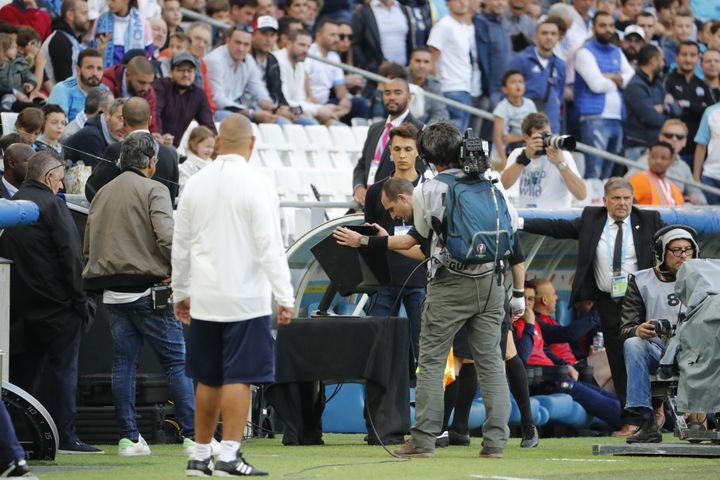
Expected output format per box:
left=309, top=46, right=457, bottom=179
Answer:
left=43, top=0, right=90, bottom=83
left=574, top=11, right=634, bottom=179
left=48, top=49, right=105, bottom=123
left=154, top=52, right=216, bottom=148
left=621, top=25, right=646, bottom=65
left=102, top=55, right=160, bottom=133
left=351, top=77, right=423, bottom=207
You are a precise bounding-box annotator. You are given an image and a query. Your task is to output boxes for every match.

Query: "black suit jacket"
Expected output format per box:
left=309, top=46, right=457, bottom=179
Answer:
left=0, top=177, right=13, bottom=199
left=352, top=4, right=413, bottom=76
left=84, top=138, right=179, bottom=205
left=523, top=206, right=665, bottom=305
left=352, top=113, right=424, bottom=190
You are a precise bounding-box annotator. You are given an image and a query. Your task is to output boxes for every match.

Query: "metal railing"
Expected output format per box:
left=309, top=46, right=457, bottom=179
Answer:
left=180, top=8, right=720, bottom=198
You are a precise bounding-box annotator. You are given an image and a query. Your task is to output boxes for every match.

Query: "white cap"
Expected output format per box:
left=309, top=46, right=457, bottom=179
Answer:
left=255, top=15, right=279, bottom=32
left=623, top=25, right=646, bottom=40
left=661, top=228, right=698, bottom=257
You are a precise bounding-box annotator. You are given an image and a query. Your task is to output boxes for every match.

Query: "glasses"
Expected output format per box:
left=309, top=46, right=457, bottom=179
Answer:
left=667, top=247, right=695, bottom=257
left=174, top=67, right=195, bottom=74
left=339, top=33, right=353, bottom=41
left=661, top=132, right=686, bottom=140
left=233, top=25, right=254, bottom=34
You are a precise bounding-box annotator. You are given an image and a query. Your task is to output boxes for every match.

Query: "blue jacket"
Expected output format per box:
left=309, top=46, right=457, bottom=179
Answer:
left=509, top=46, right=566, bottom=133
left=474, top=11, right=511, bottom=104
left=623, top=69, right=670, bottom=148
left=573, top=39, right=623, bottom=117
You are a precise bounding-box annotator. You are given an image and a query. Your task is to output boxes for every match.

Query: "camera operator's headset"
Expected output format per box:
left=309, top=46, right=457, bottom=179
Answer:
left=652, top=224, right=700, bottom=264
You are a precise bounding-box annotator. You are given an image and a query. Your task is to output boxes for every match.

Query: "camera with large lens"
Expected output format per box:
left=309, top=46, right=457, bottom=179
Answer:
left=459, top=128, right=490, bottom=177
left=537, top=132, right=577, bottom=156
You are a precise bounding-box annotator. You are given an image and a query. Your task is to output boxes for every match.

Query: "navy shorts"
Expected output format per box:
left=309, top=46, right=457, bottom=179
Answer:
left=186, top=316, right=275, bottom=386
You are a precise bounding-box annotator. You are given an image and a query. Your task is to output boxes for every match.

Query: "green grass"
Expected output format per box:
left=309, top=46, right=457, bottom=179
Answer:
left=31, top=434, right=720, bottom=480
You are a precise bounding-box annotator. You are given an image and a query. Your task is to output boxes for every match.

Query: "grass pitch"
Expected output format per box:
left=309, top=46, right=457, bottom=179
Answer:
left=32, top=434, right=720, bottom=480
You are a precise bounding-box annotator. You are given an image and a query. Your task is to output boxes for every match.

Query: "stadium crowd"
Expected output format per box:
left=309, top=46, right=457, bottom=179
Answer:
left=0, top=0, right=718, bottom=477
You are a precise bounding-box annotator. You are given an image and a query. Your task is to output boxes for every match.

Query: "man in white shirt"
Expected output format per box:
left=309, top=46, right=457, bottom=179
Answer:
left=274, top=29, right=340, bottom=125
left=574, top=11, right=634, bottom=179
left=501, top=112, right=586, bottom=208
left=175, top=114, right=294, bottom=477
left=204, top=25, right=278, bottom=123
left=427, top=0, right=475, bottom=132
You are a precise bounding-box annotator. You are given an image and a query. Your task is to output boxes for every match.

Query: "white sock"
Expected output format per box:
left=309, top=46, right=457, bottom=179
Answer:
left=192, top=443, right=212, bottom=461
left=219, top=440, right=241, bottom=463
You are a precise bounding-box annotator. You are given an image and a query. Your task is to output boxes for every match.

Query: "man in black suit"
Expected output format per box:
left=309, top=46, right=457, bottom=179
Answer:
left=0, top=143, right=34, bottom=199
left=522, top=177, right=664, bottom=435
left=352, top=77, right=423, bottom=207
left=351, top=1, right=413, bottom=77
left=84, top=97, right=179, bottom=205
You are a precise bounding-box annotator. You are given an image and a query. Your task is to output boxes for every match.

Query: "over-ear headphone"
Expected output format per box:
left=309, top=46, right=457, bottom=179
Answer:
left=415, top=124, right=428, bottom=167
left=652, top=224, right=699, bottom=264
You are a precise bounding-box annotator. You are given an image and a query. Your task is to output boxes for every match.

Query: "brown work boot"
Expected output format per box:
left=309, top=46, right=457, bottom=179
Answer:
left=611, top=424, right=640, bottom=437
left=393, top=441, right=434, bottom=458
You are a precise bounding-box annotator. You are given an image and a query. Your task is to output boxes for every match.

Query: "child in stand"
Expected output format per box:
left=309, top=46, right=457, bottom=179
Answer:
left=492, top=70, right=536, bottom=170
left=179, top=125, right=215, bottom=195
left=16, top=27, right=45, bottom=99
left=34, top=104, right=66, bottom=162
left=0, top=33, right=38, bottom=111
left=160, top=32, right=191, bottom=76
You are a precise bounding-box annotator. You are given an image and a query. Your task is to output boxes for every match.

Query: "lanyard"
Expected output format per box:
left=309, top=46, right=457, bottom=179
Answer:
left=605, top=217, right=630, bottom=274
left=651, top=173, right=676, bottom=206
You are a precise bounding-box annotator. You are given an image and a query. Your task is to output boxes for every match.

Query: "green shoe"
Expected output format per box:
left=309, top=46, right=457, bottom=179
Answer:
left=118, top=435, right=151, bottom=456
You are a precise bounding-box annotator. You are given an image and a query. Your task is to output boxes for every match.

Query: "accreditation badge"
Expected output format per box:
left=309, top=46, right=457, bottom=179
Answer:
left=611, top=274, right=628, bottom=299
left=394, top=225, right=411, bottom=236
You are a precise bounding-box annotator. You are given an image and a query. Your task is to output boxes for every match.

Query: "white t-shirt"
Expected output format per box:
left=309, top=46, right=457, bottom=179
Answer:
left=427, top=15, right=474, bottom=93
left=694, top=102, right=720, bottom=181
left=371, top=0, right=409, bottom=66
left=505, top=148, right=581, bottom=208
left=305, top=44, right=345, bottom=104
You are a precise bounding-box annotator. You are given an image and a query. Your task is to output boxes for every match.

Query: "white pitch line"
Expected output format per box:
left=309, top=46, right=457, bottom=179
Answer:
left=470, top=476, right=540, bottom=480
left=546, top=457, right=628, bottom=462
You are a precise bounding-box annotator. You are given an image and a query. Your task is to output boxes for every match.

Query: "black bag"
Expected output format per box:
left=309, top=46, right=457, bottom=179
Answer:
left=532, top=59, right=556, bottom=113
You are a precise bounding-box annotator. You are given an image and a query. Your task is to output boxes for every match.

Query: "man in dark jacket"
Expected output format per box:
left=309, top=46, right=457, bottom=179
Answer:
left=474, top=0, right=512, bottom=108
left=351, top=0, right=413, bottom=77
left=624, top=44, right=679, bottom=160
left=250, top=16, right=288, bottom=108
left=153, top=52, right=216, bottom=148
left=102, top=56, right=159, bottom=133
left=43, top=0, right=90, bottom=83
left=84, top=97, right=179, bottom=204
left=0, top=143, right=34, bottom=199
left=0, top=151, right=100, bottom=454
left=64, top=97, right=126, bottom=167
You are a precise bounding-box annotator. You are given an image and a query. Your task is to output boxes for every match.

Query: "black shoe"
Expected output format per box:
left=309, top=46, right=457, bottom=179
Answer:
left=448, top=430, right=470, bottom=446
left=520, top=425, right=539, bottom=448
left=58, top=440, right=104, bottom=454
left=1, top=458, right=30, bottom=477
left=435, top=431, right=449, bottom=448
left=186, top=456, right=213, bottom=477
left=213, top=453, right=268, bottom=476
left=627, top=422, right=662, bottom=444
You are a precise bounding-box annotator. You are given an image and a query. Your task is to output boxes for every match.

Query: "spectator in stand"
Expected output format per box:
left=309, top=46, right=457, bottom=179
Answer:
left=186, top=22, right=216, bottom=112
left=427, top=0, right=474, bottom=131
left=475, top=0, right=512, bottom=111
left=335, top=22, right=366, bottom=95
left=661, top=9, right=695, bottom=68
left=316, top=0, right=353, bottom=24
left=34, top=104, right=66, bottom=161
left=16, top=26, right=42, bottom=97
left=85, top=97, right=179, bottom=204
left=621, top=25, right=646, bottom=65
left=154, top=52, right=217, bottom=148
left=665, top=41, right=714, bottom=166
left=306, top=18, right=369, bottom=124
left=251, top=16, right=289, bottom=110
left=205, top=25, right=279, bottom=123
left=277, top=15, right=303, bottom=50
left=623, top=44, right=677, bottom=161
left=0, top=32, right=37, bottom=110
left=701, top=48, right=720, bottom=100
left=149, top=18, right=167, bottom=77
left=615, top=0, right=643, bottom=32
left=48, top=49, right=105, bottom=123
left=509, top=19, right=566, bottom=134
left=162, top=0, right=183, bottom=45
left=564, top=0, right=594, bottom=85
left=708, top=22, right=720, bottom=51
left=628, top=141, right=684, bottom=206
left=94, top=0, right=153, bottom=68
left=41, top=0, right=90, bottom=85
left=491, top=70, right=537, bottom=168
left=275, top=29, right=337, bottom=124
left=351, top=0, right=412, bottom=78
left=159, top=32, right=190, bottom=77
left=229, top=0, right=257, bottom=26
left=256, top=0, right=276, bottom=17
left=206, top=0, right=230, bottom=46
left=504, top=0, right=537, bottom=53
left=178, top=125, right=215, bottom=194
left=0, top=142, right=34, bottom=199
left=546, top=3, right=573, bottom=60
left=694, top=99, right=720, bottom=204
left=286, top=0, right=308, bottom=26
left=13, top=106, right=43, bottom=144
left=64, top=97, right=126, bottom=167
left=62, top=86, right=113, bottom=139
left=305, top=0, right=319, bottom=31
left=102, top=55, right=159, bottom=133
left=574, top=11, right=634, bottom=179
left=635, top=11, right=656, bottom=46
left=406, top=46, right=449, bottom=126
left=501, top=112, right=586, bottom=208
left=653, top=0, right=678, bottom=42
left=0, top=1, right=52, bottom=41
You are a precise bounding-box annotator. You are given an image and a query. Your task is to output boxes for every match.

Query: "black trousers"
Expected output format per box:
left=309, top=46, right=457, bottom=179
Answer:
left=10, top=310, right=83, bottom=445
left=595, top=293, right=628, bottom=409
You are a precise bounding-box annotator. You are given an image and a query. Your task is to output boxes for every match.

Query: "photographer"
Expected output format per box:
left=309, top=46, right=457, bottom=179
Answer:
left=500, top=113, right=586, bottom=208
left=619, top=226, right=698, bottom=444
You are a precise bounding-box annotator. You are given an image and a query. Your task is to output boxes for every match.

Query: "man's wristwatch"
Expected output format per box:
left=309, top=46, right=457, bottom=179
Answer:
left=359, top=235, right=369, bottom=248
left=557, top=161, right=568, bottom=171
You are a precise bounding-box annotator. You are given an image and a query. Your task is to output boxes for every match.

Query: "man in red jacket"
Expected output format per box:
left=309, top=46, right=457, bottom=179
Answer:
left=102, top=55, right=158, bottom=133
left=0, top=0, right=51, bottom=40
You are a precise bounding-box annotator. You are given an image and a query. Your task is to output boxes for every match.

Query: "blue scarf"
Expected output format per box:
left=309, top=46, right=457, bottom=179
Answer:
left=95, top=7, right=146, bottom=68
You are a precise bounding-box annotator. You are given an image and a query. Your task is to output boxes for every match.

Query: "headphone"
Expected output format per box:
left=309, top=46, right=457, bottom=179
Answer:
left=652, top=224, right=699, bottom=264
left=415, top=124, right=428, bottom=167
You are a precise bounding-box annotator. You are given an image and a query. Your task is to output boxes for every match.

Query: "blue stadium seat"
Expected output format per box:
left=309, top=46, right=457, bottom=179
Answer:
left=322, top=383, right=367, bottom=434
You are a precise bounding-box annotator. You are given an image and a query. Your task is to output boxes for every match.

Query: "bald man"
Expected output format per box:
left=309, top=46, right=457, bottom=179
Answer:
left=173, top=114, right=294, bottom=477
left=84, top=97, right=179, bottom=204
left=102, top=56, right=159, bottom=132
left=1, top=143, right=35, bottom=199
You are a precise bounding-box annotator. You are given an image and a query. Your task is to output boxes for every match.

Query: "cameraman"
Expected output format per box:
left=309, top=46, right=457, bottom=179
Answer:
left=619, top=226, right=698, bottom=444
left=500, top=113, right=586, bottom=208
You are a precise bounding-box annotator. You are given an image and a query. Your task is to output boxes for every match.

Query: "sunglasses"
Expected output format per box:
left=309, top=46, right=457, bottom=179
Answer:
left=661, top=132, right=686, bottom=140
left=234, top=25, right=254, bottom=34
left=339, top=33, right=353, bottom=41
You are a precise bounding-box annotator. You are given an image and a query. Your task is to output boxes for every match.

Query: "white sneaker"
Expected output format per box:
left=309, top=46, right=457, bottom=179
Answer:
left=183, top=437, right=221, bottom=457
left=118, top=434, right=151, bottom=456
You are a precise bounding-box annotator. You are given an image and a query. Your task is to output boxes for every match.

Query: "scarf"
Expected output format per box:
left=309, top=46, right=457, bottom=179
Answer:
left=95, top=7, right=146, bottom=68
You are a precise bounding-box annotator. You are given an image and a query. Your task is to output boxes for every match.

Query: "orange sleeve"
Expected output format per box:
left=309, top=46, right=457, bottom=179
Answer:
left=629, top=173, right=652, bottom=205
left=671, top=183, right=685, bottom=206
